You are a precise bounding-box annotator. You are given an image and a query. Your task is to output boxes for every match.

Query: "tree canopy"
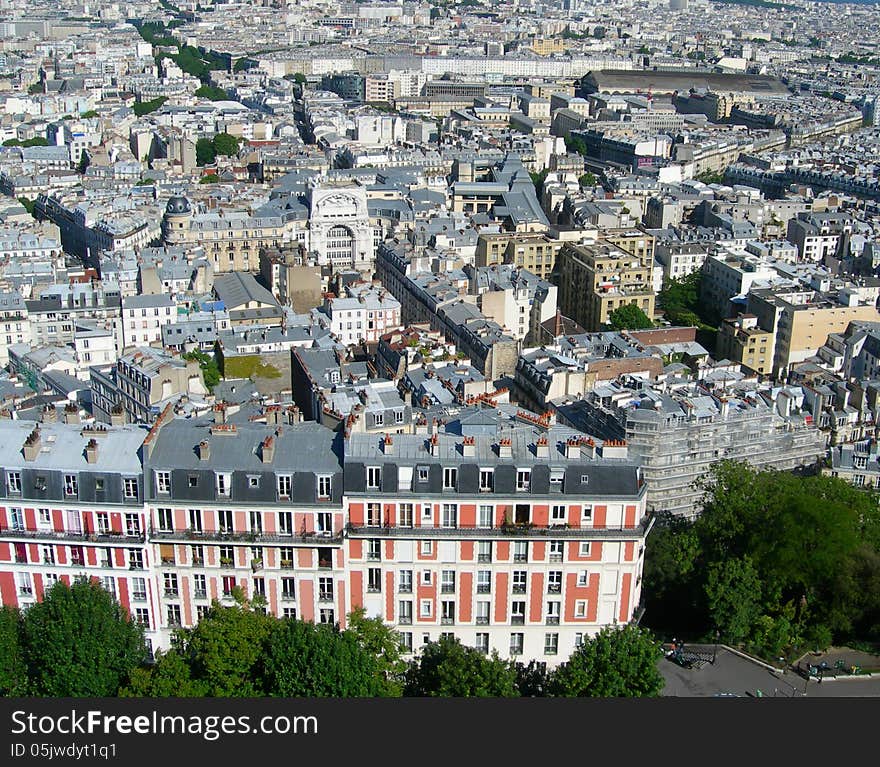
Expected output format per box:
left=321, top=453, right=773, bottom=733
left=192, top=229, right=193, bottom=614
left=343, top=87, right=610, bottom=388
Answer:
left=0, top=605, right=27, bottom=695
left=549, top=625, right=664, bottom=697
left=643, top=461, right=880, bottom=658
left=213, top=132, right=240, bottom=157
left=403, top=636, right=519, bottom=697
left=21, top=579, right=148, bottom=696
left=608, top=303, right=653, bottom=330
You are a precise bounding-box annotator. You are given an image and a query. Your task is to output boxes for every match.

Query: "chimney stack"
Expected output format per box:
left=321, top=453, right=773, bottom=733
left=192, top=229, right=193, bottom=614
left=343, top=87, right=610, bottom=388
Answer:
left=462, top=435, right=475, bottom=457
left=261, top=435, right=275, bottom=464
left=198, top=439, right=211, bottom=461
left=565, top=437, right=580, bottom=459
left=85, top=438, right=99, bottom=464
left=383, top=433, right=394, bottom=455
left=535, top=435, right=549, bottom=459
left=41, top=404, right=57, bottom=423
left=64, top=403, right=80, bottom=424
left=23, top=426, right=41, bottom=461
left=498, top=437, right=512, bottom=459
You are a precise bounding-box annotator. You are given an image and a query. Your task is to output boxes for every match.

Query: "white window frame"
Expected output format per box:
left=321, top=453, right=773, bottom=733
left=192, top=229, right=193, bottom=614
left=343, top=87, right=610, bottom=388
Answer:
left=156, top=470, right=171, bottom=494
left=516, top=468, right=531, bottom=491
left=579, top=542, right=592, bottom=557
left=366, top=466, right=382, bottom=489
left=277, top=474, right=292, bottom=498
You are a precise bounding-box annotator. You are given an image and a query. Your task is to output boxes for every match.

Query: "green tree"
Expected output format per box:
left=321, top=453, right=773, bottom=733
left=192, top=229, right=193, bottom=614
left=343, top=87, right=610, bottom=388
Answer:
left=17, top=197, right=35, bottom=216
left=260, top=619, right=389, bottom=697
left=121, top=649, right=206, bottom=697
left=403, top=636, right=518, bottom=697
left=579, top=171, right=597, bottom=187
left=529, top=168, right=548, bottom=197
left=183, top=349, right=220, bottom=390
left=195, top=137, right=216, bottom=166
left=549, top=624, right=664, bottom=697
left=176, top=601, right=275, bottom=696
left=213, top=132, right=240, bottom=157
left=132, top=97, right=167, bottom=117
left=199, top=173, right=220, bottom=184
left=0, top=605, right=27, bottom=695
left=346, top=607, right=405, bottom=696
left=21, top=580, right=148, bottom=696
left=608, top=303, right=653, bottom=330
left=515, top=660, right=551, bottom=697
left=80, top=110, right=99, bottom=118
left=705, top=556, right=763, bottom=643
left=195, top=85, right=229, bottom=101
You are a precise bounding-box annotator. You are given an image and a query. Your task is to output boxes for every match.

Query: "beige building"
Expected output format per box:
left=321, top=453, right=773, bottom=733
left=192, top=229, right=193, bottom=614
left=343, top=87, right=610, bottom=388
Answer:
left=557, top=231, right=656, bottom=331
left=475, top=231, right=563, bottom=281
left=747, top=287, right=880, bottom=377
left=716, top=314, right=775, bottom=375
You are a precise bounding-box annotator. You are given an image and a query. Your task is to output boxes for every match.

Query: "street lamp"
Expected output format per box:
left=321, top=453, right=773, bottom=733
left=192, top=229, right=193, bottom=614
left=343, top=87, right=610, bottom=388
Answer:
left=712, top=629, right=720, bottom=665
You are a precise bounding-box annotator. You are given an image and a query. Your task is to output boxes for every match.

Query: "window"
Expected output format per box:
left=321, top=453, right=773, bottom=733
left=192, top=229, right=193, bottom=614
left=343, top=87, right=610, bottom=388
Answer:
left=476, top=600, right=490, bottom=625
left=366, top=503, right=381, bottom=527
left=581, top=475, right=590, bottom=486
left=250, top=511, right=263, bottom=534
left=399, top=570, right=413, bottom=593
left=277, top=475, right=291, bottom=498
left=366, top=466, right=382, bottom=489
left=131, top=577, right=147, bottom=601
left=582, top=505, right=593, bottom=522
left=417, top=466, right=429, bottom=482
left=188, top=475, right=198, bottom=488
left=217, top=509, right=233, bottom=534
left=7, top=471, right=21, bottom=493
left=281, top=577, right=296, bottom=600
left=129, top=550, right=143, bottom=570
left=319, top=608, right=336, bottom=625
left=317, top=475, right=332, bottom=499
left=398, top=600, right=413, bottom=624
left=577, top=571, right=589, bottom=587
left=477, top=570, right=491, bottom=594
left=422, top=504, right=433, bottom=521
left=421, top=570, right=433, bottom=585
left=398, top=631, right=413, bottom=652
left=96, top=512, right=109, bottom=534
left=64, top=474, right=78, bottom=496
left=551, top=505, right=566, bottom=523
left=215, top=473, right=231, bottom=497
left=441, top=504, right=457, bottom=528
left=219, top=545, right=234, bottom=567
left=368, top=539, right=381, bottom=561
left=167, top=605, right=182, bottom=627
left=479, top=469, right=494, bottom=492
left=164, top=572, right=178, bottom=597
left=279, top=547, right=294, bottom=567
left=157, top=508, right=173, bottom=532
left=420, top=600, right=432, bottom=618
left=248, top=476, right=260, bottom=489
left=579, top=542, right=592, bottom=557
left=475, top=633, right=489, bottom=654
left=318, top=577, right=334, bottom=602
left=9, top=508, right=23, bottom=530
left=477, top=541, right=492, bottom=563
left=510, top=633, right=524, bottom=655
left=513, top=541, right=528, bottom=563
left=548, top=571, right=562, bottom=594
left=222, top=576, right=236, bottom=597
left=544, top=633, right=559, bottom=655
left=125, top=513, right=141, bottom=537
left=399, top=504, right=413, bottom=528
left=546, top=602, right=561, bottom=625
left=42, top=545, right=55, bottom=565
left=550, top=468, right=564, bottom=487
left=575, top=601, right=587, bottom=618
left=278, top=511, right=293, bottom=536
left=368, top=568, right=382, bottom=593
left=443, top=467, right=457, bottom=490
left=123, top=478, right=138, bottom=499
left=516, top=469, right=531, bottom=491
left=193, top=574, right=207, bottom=597
left=394, top=410, right=404, bottom=425
left=549, top=540, right=564, bottom=562
left=420, top=540, right=433, bottom=556
left=441, top=600, right=455, bottom=624
left=478, top=505, right=493, bottom=528
left=189, top=509, right=202, bottom=533
left=134, top=608, right=150, bottom=629
left=512, top=571, right=527, bottom=594
left=441, top=570, right=456, bottom=594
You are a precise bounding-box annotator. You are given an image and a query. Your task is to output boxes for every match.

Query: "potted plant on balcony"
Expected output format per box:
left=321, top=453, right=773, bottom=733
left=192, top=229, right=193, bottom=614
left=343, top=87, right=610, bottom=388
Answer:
left=219, top=556, right=233, bottom=567
left=280, top=558, right=293, bottom=568
left=251, top=556, right=263, bottom=572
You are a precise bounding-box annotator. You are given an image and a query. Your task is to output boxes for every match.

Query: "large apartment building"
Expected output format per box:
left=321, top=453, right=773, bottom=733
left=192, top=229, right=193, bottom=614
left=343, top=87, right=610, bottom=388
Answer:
left=0, top=405, right=649, bottom=664
left=557, top=231, right=655, bottom=332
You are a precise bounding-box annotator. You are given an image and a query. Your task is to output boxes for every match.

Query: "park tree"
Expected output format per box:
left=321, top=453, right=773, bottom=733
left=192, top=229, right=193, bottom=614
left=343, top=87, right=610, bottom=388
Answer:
left=121, top=649, right=206, bottom=697
left=608, top=303, right=653, bottom=330
left=346, top=607, right=406, bottom=695
left=260, top=619, right=389, bottom=697
left=196, top=137, right=216, bottom=166
left=705, top=556, right=763, bottom=643
left=0, top=605, right=27, bottom=695
left=212, top=132, right=240, bottom=157
left=176, top=601, right=275, bottom=697
left=403, top=636, right=519, bottom=697
left=21, top=580, right=148, bottom=696
left=549, top=624, right=664, bottom=697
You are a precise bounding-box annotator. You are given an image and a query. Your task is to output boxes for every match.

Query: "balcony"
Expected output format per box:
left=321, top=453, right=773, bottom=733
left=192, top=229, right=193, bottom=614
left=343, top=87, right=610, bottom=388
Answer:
left=549, top=553, right=563, bottom=563
left=476, top=584, right=491, bottom=594
left=513, top=554, right=528, bottom=563
left=0, top=525, right=145, bottom=544
left=18, top=586, right=32, bottom=596
left=367, top=586, right=381, bottom=594
left=280, top=560, right=295, bottom=570
left=219, top=558, right=235, bottom=569
left=546, top=616, right=560, bottom=626
left=440, top=616, right=455, bottom=625
left=281, top=592, right=296, bottom=602
left=511, top=615, right=525, bottom=625
left=150, top=527, right=343, bottom=546
left=318, top=591, right=334, bottom=603
left=548, top=584, right=562, bottom=594
left=192, top=558, right=204, bottom=567
left=398, top=616, right=412, bottom=625
left=194, top=589, right=207, bottom=599
left=477, top=554, right=492, bottom=563
left=512, top=585, right=526, bottom=594
left=132, top=592, right=147, bottom=602
left=164, top=589, right=179, bottom=599
left=345, top=522, right=647, bottom=540
left=440, top=585, right=456, bottom=594
left=161, top=556, right=175, bottom=565
left=476, top=616, right=489, bottom=625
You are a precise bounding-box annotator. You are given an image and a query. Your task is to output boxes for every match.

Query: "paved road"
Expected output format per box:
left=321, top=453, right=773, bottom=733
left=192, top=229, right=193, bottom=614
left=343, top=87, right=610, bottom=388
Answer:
left=660, top=646, right=880, bottom=698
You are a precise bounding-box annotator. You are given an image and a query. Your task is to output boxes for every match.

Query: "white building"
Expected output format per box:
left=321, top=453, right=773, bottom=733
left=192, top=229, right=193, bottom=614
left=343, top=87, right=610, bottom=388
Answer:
left=323, top=284, right=402, bottom=346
